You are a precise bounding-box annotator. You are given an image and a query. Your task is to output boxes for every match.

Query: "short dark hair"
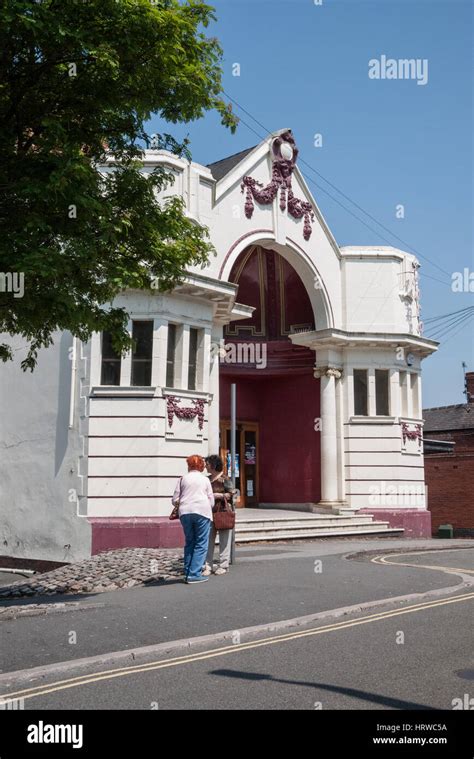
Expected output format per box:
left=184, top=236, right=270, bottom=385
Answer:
left=205, top=454, right=223, bottom=472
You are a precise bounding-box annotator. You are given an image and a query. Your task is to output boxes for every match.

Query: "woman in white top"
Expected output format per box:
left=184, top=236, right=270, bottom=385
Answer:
left=172, top=455, right=214, bottom=584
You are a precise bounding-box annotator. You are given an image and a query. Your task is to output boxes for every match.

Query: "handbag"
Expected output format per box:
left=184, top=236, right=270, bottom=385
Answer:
left=169, top=478, right=182, bottom=520
left=169, top=504, right=179, bottom=521
left=213, top=499, right=235, bottom=531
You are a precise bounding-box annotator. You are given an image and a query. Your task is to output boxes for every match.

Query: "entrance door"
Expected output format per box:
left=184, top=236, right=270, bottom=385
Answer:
left=219, top=421, right=259, bottom=508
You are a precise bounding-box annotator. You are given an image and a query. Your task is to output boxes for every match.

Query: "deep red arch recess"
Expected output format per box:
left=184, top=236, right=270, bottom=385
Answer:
left=220, top=245, right=321, bottom=505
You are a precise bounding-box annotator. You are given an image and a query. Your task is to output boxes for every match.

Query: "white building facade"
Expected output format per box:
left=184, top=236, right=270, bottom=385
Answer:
left=0, top=130, right=437, bottom=561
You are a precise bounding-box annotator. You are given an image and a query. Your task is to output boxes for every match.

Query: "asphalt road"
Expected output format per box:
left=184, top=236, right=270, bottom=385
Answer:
left=1, top=542, right=472, bottom=674
left=1, top=585, right=473, bottom=711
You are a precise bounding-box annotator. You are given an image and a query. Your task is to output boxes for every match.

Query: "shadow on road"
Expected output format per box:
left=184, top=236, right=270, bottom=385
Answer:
left=209, top=668, right=436, bottom=710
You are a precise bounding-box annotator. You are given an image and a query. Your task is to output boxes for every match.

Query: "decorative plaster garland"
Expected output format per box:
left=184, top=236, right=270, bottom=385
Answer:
left=241, top=130, right=315, bottom=240
left=166, top=396, right=205, bottom=430
left=401, top=422, right=423, bottom=447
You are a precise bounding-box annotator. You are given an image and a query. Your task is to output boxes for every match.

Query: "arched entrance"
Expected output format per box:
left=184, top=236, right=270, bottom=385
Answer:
left=219, top=244, right=321, bottom=508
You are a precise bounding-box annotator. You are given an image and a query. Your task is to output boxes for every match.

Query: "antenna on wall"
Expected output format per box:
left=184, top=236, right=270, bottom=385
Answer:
left=462, top=361, right=468, bottom=402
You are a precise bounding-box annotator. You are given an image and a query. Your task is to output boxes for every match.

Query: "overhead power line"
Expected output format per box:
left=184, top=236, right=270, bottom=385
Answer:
left=224, top=91, right=452, bottom=283
left=425, top=307, right=474, bottom=340
left=424, top=306, right=474, bottom=324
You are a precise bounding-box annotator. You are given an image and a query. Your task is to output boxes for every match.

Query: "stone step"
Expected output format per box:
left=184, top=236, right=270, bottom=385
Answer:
left=332, top=509, right=366, bottom=516
left=236, top=513, right=374, bottom=524
left=235, top=525, right=403, bottom=543
left=235, top=517, right=378, bottom=532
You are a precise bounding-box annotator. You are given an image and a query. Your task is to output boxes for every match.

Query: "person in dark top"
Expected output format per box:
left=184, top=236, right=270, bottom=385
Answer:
left=204, top=454, right=234, bottom=575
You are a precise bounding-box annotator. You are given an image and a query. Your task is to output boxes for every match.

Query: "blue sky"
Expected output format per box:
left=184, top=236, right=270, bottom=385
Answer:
left=148, top=0, right=473, bottom=408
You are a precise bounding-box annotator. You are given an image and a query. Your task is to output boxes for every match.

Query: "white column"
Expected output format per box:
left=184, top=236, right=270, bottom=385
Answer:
left=198, top=328, right=211, bottom=393
left=120, top=319, right=132, bottom=386
left=175, top=324, right=189, bottom=389
left=90, top=332, right=101, bottom=388
left=391, top=369, right=401, bottom=419
left=367, top=368, right=376, bottom=416
left=151, top=318, right=167, bottom=388
left=407, top=372, right=414, bottom=418
left=416, top=372, right=423, bottom=419
left=336, top=372, right=346, bottom=503
left=319, top=368, right=340, bottom=504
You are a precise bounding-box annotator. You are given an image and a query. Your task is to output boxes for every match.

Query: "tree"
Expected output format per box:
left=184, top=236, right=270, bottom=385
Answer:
left=0, top=0, right=237, bottom=369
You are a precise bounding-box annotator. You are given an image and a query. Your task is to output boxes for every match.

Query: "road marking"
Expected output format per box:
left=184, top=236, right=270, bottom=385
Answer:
left=2, top=590, right=473, bottom=703
left=372, top=548, right=474, bottom=575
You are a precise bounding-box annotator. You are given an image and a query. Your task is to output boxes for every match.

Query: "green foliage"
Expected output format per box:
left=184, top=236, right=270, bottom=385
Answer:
left=0, top=0, right=237, bottom=369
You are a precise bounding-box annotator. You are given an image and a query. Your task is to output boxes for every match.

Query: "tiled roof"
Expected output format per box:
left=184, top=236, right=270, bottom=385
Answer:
left=423, top=403, right=474, bottom=432
left=207, top=145, right=257, bottom=181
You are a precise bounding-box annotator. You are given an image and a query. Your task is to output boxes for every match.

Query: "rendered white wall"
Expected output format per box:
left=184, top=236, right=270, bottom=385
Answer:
left=0, top=332, right=91, bottom=561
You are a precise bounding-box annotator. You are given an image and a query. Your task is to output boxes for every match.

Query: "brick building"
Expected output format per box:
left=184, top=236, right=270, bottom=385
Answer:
left=423, top=371, right=474, bottom=536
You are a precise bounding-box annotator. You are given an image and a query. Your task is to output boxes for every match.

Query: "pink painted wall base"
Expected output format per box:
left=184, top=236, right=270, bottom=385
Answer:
left=358, top=509, right=432, bottom=538
left=89, top=518, right=185, bottom=555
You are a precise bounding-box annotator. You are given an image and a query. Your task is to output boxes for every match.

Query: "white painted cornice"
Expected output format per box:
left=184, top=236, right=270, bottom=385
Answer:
left=290, top=328, right=438, bottom=357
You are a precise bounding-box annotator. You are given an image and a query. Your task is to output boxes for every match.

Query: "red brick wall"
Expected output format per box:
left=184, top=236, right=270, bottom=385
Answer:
left=424, top=453, right=474, bottom=536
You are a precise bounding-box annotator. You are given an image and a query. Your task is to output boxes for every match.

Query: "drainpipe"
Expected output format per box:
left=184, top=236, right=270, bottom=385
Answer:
left=69, top=337, right=77, bottom=429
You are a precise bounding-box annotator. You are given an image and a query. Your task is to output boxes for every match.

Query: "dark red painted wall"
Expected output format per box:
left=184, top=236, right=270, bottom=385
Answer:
left=220, top=373, right=321, bottom=504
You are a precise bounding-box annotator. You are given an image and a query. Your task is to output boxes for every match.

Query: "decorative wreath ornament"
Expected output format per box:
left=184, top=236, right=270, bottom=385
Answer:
left=241, top=130, right=315, bottom=241
left=166, top=396, right=205, bottom=430
left=401, top=422, right=422, bottom=448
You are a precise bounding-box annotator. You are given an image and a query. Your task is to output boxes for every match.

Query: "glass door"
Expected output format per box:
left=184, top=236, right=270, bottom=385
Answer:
left=243, top=428, right=258, bottom=506
left=220, top=422, right=259, bottom=508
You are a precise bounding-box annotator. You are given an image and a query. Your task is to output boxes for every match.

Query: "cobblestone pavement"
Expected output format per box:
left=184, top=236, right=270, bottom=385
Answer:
left=0, top=549, right=184, bottom=599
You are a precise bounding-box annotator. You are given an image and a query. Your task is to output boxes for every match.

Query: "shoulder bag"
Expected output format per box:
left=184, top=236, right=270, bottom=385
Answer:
left=169, top=478, right=182, bottom=520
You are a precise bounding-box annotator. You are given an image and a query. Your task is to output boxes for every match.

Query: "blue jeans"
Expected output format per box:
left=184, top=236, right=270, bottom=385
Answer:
left=180, top=514, right=212, bottom=580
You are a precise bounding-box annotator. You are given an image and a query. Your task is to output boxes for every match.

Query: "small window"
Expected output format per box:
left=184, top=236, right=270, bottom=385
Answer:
left=354, top=369, right=368, bottom=416
left=166, top=323, right=176, bottom=388
left=188, top=328, right=199, bottom=391
left=375, top=369, right=390, bottom=415
left=400, top=371, right=408, bottom=417
left=100, top=332, right=121, bottom=386
left=131, top=321, right=153, bottom=386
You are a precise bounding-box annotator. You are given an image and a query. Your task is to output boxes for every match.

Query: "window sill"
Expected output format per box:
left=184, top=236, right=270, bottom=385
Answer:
left=91, top=386, right=156, bottom=397
left=349, top=416, right=397, bottom=424
left=161, top=387, right=212, bottom=401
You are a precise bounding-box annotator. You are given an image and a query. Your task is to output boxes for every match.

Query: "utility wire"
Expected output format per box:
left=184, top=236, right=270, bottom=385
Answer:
left=235, top=112, right=450, bottom=289
left=424, top=306, right=474, bottom=324
left=224, top=96, right=472, bottom=343
left=439, top=312, right=474, bottom=346
left=426, top=309, right=474, bottom=340
left=225, top=90, right=452, bottom=281
left=233, top=111, right=449, bottom=287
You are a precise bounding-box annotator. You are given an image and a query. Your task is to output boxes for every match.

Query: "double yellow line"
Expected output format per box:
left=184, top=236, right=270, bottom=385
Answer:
left=372, top=550, right=474, bottom=575
left=2, top=590, right=473, bottom=703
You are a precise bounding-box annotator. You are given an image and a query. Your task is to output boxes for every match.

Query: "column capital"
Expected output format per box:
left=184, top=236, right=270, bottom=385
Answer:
left=314, top=366, right=343, bottom=380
